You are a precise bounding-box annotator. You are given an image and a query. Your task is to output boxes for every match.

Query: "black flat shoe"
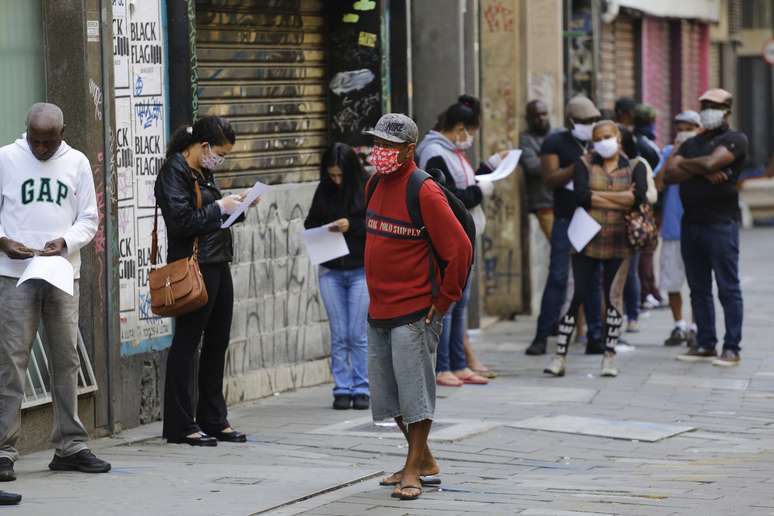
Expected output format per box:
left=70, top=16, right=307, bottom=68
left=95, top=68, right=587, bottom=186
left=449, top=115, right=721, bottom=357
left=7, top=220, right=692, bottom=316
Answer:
left=352, top=394, right=370, bottom=410
left=333, top=395, right=351, bottom=410
left=167, top=435, right=218, bottom=447
left=210, top=430, right=247, bottom=443
left=0, top=458, right=15, bottom=482
left=0, top=490, right=21, bottom=505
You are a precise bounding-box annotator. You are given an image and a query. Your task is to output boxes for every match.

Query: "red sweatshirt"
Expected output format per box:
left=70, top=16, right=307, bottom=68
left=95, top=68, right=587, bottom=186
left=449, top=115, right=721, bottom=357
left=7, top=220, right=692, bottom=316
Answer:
left=365, top=161, right=473, bottom=327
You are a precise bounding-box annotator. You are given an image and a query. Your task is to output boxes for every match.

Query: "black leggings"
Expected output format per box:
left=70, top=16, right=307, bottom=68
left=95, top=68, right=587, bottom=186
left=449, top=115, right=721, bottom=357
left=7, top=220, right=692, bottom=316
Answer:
left=556, top=254, right=630, bottom=356
left=162, top=263, right=233, bottom=439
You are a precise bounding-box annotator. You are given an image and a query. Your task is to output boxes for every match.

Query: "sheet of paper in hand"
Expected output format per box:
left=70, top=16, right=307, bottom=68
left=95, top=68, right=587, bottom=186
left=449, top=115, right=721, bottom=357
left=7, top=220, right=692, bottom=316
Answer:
left=476, top=150, right=522, bottom=182
left=17, top=255, right=75, bottom=296
left=221, top=180, right=272, bottom=229
left=302, top=224, right=350, bottom=265
left=568, top=207, right=601, bottom=252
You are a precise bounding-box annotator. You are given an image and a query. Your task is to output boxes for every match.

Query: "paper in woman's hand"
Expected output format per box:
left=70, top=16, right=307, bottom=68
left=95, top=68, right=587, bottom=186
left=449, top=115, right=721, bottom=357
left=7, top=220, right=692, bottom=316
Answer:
left=221, top=180, right=272, bottom=228
left=476, top=150, right=522, bottom=182
left=568, top=207, right=601, bottom=252
left=302, top=224, right=350, bottom=265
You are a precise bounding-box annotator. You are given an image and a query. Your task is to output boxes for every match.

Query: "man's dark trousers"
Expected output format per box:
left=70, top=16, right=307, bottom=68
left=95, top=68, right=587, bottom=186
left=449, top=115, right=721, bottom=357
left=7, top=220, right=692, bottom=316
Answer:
left=681, top=222, right=743, bottom=352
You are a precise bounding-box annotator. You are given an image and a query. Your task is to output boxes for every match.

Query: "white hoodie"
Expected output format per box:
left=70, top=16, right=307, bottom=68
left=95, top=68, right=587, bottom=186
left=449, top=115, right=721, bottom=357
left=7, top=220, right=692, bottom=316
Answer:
left=0, top=135, right=98, bottom=279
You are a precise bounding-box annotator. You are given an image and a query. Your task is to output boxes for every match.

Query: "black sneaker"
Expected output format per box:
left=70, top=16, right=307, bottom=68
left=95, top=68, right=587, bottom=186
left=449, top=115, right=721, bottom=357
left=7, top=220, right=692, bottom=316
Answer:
left=0, top=458, right=15, bottom=482
left=686, top=329, right=698, bottom=349
left=49, top=449, right=111, bottom=474
left=676, top=347, right=717, bottom=363
left=0, top=490, right=21, bottom=505
left=585, top=339, right=606, bottom=355
left=352, top=394, right=370, bottom=410
left=713, top=349, right=740, bottom=367
left=664, top=327, right=687, bottom=347
left=525, top=338, right=547, bottom=355
left=332, top=395, right=351, bottom=410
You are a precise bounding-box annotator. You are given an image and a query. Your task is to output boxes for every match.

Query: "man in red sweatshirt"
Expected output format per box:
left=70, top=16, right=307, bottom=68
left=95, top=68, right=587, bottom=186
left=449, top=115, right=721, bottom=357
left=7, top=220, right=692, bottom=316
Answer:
left=364, top=114, right=473, bottom=500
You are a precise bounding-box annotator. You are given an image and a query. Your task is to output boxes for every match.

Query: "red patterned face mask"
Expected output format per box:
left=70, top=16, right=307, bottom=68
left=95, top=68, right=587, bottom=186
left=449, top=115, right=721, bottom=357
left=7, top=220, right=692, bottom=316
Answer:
left=370, top=145, right=403, bottom=175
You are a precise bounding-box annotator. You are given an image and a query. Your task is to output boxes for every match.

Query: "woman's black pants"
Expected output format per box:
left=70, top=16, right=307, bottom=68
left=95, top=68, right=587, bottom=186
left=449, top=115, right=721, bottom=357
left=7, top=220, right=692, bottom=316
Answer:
left=162, top=263, right=233, bottom=439
left=556, top=254, right=630, bottom=356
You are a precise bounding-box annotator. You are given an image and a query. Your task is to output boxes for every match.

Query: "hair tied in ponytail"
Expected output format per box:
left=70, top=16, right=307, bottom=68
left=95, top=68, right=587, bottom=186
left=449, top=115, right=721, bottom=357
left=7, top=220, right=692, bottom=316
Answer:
left=186, top=126, right=193, bottom=134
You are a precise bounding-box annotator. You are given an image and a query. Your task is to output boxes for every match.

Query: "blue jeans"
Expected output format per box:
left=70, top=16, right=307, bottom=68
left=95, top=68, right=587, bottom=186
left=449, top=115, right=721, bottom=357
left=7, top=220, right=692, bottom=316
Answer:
left=535, top=217, right=603, bottom=341
left=624, top=250, right=641, bottom=321
left=319, top=267, right=370, bottom=396
left=681, top=222, right=743, bottom=352
left=436, top=282, right=471, bottom=372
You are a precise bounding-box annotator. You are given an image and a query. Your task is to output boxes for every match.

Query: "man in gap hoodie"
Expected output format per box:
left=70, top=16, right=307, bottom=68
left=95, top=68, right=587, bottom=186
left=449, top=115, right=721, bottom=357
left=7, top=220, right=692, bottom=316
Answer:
left=0, top=103, right=110, bottom=483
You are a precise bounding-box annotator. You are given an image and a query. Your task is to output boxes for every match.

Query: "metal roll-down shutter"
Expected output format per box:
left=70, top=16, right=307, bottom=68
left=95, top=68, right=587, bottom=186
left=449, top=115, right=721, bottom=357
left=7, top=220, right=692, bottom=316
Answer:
left=196, top=0, right=327, bottom=186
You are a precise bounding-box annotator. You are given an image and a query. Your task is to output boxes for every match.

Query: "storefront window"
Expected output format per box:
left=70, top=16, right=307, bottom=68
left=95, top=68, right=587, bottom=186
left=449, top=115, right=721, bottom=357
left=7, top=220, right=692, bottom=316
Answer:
left=0, top=0, right=45, bottom=145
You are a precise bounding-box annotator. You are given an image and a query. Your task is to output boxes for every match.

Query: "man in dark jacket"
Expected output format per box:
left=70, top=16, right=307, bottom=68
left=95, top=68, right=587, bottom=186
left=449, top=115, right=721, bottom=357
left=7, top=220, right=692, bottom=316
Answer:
left=665, top=89, right=748, bottom=367
left=519, top=99, right=556, bottom=240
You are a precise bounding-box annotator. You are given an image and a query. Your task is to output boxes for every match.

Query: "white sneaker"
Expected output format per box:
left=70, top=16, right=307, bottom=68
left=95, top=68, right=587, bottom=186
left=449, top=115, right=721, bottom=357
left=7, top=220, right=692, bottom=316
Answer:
left=601, top=355, right=618, bottom=377
left=642, top=294, right=660, bottom=310
left=543, top=356, right=566, bottom=377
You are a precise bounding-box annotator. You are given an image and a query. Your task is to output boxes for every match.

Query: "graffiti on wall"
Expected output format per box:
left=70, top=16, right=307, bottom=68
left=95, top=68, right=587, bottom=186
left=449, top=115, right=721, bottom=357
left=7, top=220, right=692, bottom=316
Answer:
left=114, top=0, right=172, bottom=355
left=326, top=1, right=382, bottom=147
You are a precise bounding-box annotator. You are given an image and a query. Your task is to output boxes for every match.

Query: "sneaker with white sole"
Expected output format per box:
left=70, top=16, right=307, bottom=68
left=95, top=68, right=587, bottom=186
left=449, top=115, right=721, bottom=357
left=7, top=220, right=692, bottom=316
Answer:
left=676, top=347, right=717, bottom=362
left=543, top=355, right=566, bottom=377
left=712, top=349, right=740, bottom=367
left=601, top=355, right=618, bottom=377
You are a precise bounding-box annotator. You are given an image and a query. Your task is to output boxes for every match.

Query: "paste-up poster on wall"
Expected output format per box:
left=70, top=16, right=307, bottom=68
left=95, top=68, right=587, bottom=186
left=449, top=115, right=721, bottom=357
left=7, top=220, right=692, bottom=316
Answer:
left=114, top=0, right=172, bottom=355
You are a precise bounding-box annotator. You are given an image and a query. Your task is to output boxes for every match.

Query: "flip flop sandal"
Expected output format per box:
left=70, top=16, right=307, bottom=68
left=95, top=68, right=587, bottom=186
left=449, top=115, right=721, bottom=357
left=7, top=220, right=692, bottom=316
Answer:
left=380, top=473, right=441, bottom=486
left=457, top=372, right=489, bottom=385
left=398, top=484, right=423, bottom=501
left=436, top=376, right=464, bottom=387
left=474, top=368, right=498, bottom=379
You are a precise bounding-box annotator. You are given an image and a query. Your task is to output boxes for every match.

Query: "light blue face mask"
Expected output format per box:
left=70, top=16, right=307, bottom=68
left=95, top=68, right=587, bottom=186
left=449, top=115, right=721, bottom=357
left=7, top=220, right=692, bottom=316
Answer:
left=200, top=144, right=226, bottom=170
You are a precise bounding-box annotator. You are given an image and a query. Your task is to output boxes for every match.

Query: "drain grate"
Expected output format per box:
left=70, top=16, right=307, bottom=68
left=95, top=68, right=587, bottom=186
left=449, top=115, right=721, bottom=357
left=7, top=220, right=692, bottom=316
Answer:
left=213, top=477, right=266, bottom=485
left=346, top=422, right=454, bottom=434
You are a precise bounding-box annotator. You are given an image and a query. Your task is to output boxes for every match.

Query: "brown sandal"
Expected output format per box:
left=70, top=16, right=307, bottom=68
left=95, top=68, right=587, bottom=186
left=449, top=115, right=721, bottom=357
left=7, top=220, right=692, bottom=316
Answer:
left=380, top=471, right=441, bottom=486
left=398, top=484, right=422, bottom=500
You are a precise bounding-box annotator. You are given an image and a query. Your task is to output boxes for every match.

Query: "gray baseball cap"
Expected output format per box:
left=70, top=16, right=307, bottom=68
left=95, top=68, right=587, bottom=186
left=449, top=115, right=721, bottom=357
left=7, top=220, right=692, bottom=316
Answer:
left=363, top=113, right=419, bottom=144
left=674, top=110, right=701, bottom=127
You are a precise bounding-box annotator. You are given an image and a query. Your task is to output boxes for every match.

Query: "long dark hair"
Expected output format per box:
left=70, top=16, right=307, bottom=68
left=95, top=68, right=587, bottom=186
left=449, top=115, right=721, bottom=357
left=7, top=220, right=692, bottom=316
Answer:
left=320, top=143, right=366, bottom=209
left=166, top=116, right=236, bottom=158
left=434, top=94, right=482, bottom=132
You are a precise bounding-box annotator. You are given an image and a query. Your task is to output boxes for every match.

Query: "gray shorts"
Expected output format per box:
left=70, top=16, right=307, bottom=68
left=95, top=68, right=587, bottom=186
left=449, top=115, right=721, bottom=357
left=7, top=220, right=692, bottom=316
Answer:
left=368, top=318, right=441, bottom=425
left=659, top=240, right=685, bottom=293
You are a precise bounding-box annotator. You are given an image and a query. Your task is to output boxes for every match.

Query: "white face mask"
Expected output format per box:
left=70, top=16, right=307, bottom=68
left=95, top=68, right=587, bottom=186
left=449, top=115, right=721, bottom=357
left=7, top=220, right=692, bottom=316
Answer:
left=593, top=137, right=619, bottom=159
left=571, top=122, right=593, bottom=142
left=675, top=131, right=698, bottom=145
left=699, top=109, right=726, bottom=130
left=456, top=129, right=474, bottom=150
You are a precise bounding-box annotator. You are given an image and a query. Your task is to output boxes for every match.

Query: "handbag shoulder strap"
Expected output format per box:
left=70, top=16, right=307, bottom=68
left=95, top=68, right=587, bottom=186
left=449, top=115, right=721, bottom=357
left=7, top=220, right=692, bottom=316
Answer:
left=150, top=170, right=203, bottom=268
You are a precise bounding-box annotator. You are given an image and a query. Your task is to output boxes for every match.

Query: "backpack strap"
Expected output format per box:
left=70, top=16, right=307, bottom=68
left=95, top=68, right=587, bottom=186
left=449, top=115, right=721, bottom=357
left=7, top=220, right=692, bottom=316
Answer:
left=365, top=174, right=381, bottom=208
left=406, top=169, right=439, bottom=298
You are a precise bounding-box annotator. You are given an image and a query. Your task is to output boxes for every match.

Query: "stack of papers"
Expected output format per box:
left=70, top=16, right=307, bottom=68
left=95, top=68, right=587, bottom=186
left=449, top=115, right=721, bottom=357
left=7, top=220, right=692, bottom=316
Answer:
left=221, top=180, right=273, bottom=229
left=17, top=256, right=75, bottom=295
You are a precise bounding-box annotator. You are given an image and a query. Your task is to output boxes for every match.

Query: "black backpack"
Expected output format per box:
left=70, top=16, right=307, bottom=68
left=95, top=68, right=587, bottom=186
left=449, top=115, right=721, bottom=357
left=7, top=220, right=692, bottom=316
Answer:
left=366, top=168, right=476, bottom=295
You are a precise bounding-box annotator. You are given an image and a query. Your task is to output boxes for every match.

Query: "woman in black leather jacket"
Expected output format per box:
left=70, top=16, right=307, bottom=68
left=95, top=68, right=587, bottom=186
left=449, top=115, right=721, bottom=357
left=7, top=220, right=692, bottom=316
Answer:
left=154, top=116, right=255, bottom=446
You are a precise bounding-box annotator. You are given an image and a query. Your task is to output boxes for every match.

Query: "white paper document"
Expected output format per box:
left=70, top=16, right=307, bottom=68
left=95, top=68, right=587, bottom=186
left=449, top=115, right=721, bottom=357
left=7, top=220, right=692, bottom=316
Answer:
left=567, top=207, right=601, bottom=252
left=17, top=256, right=75, bottom=296
left=302, top=224, right=350, bottom=265
left=221, top=180, right=272, bottom=229
left=565, top=180, right=574, bottom=191
left=477, top=150, right=522, bottom=182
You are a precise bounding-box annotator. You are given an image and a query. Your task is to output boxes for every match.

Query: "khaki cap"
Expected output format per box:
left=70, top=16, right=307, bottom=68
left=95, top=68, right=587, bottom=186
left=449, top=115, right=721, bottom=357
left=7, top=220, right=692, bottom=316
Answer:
left=567, top=96, right=601, bottom=119
left=699, top=88, right=733, bottom=106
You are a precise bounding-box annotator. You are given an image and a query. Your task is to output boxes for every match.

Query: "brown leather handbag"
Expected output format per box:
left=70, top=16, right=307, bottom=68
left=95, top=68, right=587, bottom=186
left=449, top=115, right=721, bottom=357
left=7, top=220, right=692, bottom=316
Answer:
left=149, top=177, right=208, bottom=317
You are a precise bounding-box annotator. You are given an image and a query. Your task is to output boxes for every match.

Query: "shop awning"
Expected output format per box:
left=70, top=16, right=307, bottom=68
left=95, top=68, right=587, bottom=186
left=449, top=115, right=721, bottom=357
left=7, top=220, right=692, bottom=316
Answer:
left=615, top=0, right=720, bottom=22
